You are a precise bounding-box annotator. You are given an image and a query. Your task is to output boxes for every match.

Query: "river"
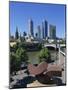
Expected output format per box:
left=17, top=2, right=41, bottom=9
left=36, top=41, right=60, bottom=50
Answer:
left=27, top=50, right=58, bottom=64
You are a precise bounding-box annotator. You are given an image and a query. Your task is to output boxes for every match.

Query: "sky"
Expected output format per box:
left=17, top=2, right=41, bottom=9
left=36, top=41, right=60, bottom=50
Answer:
left=9, top=1, right=66, bottom=38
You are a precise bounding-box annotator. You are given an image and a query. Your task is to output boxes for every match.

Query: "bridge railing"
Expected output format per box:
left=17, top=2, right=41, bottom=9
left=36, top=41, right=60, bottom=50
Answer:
left=44, top=43, right=65, bottom=49
left=60, top=45, right=66, bottom=56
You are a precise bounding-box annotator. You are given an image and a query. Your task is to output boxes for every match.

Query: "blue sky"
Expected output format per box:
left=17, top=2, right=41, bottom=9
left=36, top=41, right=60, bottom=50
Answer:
left=9, top=1, right=66, bottom=38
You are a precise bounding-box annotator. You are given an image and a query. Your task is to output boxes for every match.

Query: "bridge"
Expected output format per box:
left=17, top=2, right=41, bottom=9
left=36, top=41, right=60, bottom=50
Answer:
left=44, top=43, right=65, bottom=49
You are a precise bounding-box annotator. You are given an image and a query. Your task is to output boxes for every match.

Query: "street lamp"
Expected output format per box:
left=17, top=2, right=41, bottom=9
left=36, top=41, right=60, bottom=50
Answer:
left=58, top=39, right=60, bottom=64
left=55, top=38, right=57, bottom=64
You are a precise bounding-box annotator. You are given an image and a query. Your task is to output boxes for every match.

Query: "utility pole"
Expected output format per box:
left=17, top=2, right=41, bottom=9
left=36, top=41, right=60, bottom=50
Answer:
left=55, top=38, right=57, bottom=65
left=58, top=39, right=60, bottom=64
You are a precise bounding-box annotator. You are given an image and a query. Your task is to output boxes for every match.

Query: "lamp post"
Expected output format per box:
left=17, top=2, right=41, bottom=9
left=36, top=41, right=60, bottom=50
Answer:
left=58, top=39, right=60, bottom=64
left=55, top=38, right=57, bottom=64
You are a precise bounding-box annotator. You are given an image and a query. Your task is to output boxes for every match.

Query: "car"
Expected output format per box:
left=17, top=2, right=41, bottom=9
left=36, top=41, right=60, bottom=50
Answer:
left=13, top=79, right=27, bottom=88
left=20, top=62, right=28, bottom=70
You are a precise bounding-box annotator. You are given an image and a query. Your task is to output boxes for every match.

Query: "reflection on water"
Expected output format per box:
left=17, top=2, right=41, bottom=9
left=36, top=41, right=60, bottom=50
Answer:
left=27, top=51, right=40, bottom=64
left=27, top=50, right=58, bottom=64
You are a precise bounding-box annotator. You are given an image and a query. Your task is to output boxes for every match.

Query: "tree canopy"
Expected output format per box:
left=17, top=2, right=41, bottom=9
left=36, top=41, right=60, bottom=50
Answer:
left=38, top=48, right=51, bottom=63
left=16, top=47, right=28, bottom=62
left=10, top=52, right=20, bottom=74
left=10, top=47, right=28, bottom=74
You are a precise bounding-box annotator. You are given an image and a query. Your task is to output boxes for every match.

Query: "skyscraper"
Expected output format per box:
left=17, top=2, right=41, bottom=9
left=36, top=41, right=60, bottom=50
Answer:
left=42, top=20, right=48, bottom=39
left=15, top=27, right=19, bottom=39
left=49, top=25, right=56, bottom=39
left=29, top=19, right=34, bottom=37
left=44, top=20, right=48, bottom=38
left=42, top=22, right=44, bottom=39
left=37, top=25, right=41, bottom=39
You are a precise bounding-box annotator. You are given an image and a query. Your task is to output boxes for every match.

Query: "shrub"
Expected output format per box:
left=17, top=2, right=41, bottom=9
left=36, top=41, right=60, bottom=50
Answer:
left=38, top=48, right=51, bottom=63
left=10, top=52, right=20, bottom=74
left=16, top=47, right=28, bottom=63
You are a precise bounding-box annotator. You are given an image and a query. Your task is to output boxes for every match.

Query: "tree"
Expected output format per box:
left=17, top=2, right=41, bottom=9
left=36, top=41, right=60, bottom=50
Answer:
left=13, top=42, right=20, bottom=52
left=59, top=39, right=65, bottom=44
left=37, top=43, right=42, bottom=50
left=38, top=48, right=51, bottom=63
left=16, top=47, right=28, bottom=63
left=15, top=27, right=19, bottom=39
left=10, top=52, right=20, bottom=74
left=10, top=47, right=29, bottom=74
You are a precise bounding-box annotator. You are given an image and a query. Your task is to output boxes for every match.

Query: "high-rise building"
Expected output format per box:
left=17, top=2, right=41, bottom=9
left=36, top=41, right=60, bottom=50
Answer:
left=42, top=22, right=44, bottom=39
left=15, top=27, right=19, bottom=39
left=29, top=19, right=34, bottom=37
left=42, top=20, right=48, bottom=39
left=37, top=25, right=41, bottom=39
left=44, top=20, right=48, bottom=38
left=49, top=25, right=56, bottom=39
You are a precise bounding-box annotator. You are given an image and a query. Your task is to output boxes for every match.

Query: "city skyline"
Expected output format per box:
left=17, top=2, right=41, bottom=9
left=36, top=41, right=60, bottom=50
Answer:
left=9, top=1, right=66, bottom=38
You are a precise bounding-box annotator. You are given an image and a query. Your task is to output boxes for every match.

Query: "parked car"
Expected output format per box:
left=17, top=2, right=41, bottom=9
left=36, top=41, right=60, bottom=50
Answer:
left=13, top=79, right=27, bottom=88
left=20, top=62, right=28, bottom=70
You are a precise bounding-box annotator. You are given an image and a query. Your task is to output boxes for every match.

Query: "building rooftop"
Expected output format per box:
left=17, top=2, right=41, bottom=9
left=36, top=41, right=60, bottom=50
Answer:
left=28, top=62, right=62, bottom=76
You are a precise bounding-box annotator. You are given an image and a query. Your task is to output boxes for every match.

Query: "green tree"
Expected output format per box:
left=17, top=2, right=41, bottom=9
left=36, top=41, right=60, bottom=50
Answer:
left=13, top=42, right=20, bottom=52
left=37, top=43, right=42, bottom=50
left=10, top=52, right=20, bottom=74
left=59, top=40, right=65, bottom=44
left=16, top=47, right=28, bottom=63
left=38, top=48, right=51, bottom=63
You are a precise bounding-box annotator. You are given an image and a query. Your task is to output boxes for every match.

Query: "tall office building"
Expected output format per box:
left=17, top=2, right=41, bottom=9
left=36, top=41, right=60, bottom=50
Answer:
left=42, top=20, right=48, bottom=39
left=37, top=25, right=41, bottom=39
left=29, top=19, right=34, bottom=37
left=44, top=20, right=48, bottom=38
left=49, top=25, right=56, bottom=39
left=42, top=22, right=44, bottom=39
left=15, top=27, right=19, bottom=39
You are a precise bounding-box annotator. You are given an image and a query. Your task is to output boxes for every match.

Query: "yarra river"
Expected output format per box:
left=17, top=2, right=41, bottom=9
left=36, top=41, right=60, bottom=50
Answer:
left=27, top=49, right=58, bottom=64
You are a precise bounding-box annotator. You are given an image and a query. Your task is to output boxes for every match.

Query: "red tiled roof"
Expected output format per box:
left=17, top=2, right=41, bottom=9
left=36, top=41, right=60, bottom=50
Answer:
left=28, top=62, right=48, bottom=75
left=28, top=62, right=62, bottom=76
left=47, top=64, right=62, bottom=72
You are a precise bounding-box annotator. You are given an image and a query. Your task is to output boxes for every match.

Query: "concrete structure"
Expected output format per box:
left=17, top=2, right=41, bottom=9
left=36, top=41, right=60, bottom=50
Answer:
left=49, top=25, right=56, bottom=39
left=44, top=43, right=65, bottom=49
left=58, top=46, right=66, bottom=84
